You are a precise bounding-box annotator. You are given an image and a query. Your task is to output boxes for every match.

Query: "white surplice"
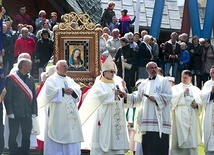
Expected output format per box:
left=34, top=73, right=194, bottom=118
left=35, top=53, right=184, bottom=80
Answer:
left=171, top=83, right=202, bottom=155
left=200, top=79, right=214, bottom=152
left=37, top=73, right=84, bottom=155
left=127, top=75, right=172, bottom=136
left=79, top=75, right=129, bottom=155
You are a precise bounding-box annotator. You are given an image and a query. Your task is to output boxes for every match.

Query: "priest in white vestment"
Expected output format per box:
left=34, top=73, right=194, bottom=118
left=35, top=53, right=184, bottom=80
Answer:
left=200, top=66, right=214, bottom=155
left=171, top=70, right=202, bottom=155
left=79, top=55, right=129, bottom=155
left=37, top=60, right=84, bottom=155
left=126, top=61, right=172, bottom=155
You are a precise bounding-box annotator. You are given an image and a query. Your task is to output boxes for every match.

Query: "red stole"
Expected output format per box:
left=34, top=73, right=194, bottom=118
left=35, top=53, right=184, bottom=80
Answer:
left=10, top=73, right=33, bottom=103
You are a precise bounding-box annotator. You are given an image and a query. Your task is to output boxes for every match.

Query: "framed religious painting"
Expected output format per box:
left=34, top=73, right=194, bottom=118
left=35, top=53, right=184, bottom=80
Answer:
left=54, top=12, right=100, bottom=83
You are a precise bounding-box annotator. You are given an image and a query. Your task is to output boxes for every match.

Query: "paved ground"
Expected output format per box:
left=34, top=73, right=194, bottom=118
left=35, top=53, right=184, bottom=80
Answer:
left=2, top=149, right=90, bottom=155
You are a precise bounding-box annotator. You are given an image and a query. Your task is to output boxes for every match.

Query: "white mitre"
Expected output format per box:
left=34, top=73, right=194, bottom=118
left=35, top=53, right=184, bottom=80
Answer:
left=101, top=54, right=115, bottom=72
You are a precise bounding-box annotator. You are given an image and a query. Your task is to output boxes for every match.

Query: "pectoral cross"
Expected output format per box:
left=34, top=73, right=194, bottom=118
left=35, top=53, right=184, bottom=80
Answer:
left=64, top=81, right=68, bottom=88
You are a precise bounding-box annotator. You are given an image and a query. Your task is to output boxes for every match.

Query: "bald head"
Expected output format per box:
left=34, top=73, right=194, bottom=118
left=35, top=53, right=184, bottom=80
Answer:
left=141, top=30, right=148, bottom=39
left=146, top=62, right=158, bottom=77
left=146, top=62, right=157, bottom=69
left=18, top=53, right=31, bottom=61
left=56, top=60, right=67, bottom=67
left=56, top=60, right=68, bottom=76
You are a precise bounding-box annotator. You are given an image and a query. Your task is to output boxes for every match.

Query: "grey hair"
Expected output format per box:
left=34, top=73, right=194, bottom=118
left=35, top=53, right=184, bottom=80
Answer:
left=56, top=60, right=67, bottom=67
left=146, top=61, right=157, bottom=69
left=52, top=25, right=59, bottom=31
left=18, top=53, right=31, bottom=61
left=124, top=32, right=134, bottom=39
left=18, top=58, right=32, bottom=69
left=3, top=23, right=7, bottom=28
left=21, top=27, right=28, bottom=33
left=38, top=10, right=46, bottom=16
left=143, top=35, right=152, bottom=42
left=102, top=27, right=110, bottom=33
left=112, top=28, right=120, bottom=33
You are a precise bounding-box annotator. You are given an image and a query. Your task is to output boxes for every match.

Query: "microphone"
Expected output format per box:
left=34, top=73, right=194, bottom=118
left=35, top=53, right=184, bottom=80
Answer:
left=116, top=85, right=123, bottom=98
left=143, top=94, right=149, bottom=98
left=71, top=91, right=78, bottom=99
left=116, top=85, right=120, bottom=90
left=143, top=94, right=158, bottom=106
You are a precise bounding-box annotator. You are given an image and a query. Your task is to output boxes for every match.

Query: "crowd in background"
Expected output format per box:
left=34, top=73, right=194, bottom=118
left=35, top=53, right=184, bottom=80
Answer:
left=0, top=3, right=213, bottom=89
left=99, top=1, right=214, bottom=90
left=99, top=26, right=213, bottom=91
left=0, top=1, right=214, bottom=155
left=1, top=4, right=57, bottom=77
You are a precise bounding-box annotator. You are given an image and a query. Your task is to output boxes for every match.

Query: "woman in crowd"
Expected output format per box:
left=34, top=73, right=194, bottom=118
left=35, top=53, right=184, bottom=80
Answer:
left=202, top=39, right=214, bottom=83
left=100, top=1, right=115, bottom=27
left=176, top=42, right=190, bottom=84
left=118, top=9, right=136, bottom=36
left=190, top=35, right=203, bottom=88
left=114, top=37, right=137, bottom=93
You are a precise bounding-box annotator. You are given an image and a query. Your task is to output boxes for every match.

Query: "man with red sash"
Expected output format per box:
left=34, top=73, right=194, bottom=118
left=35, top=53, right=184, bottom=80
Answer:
left=4, top=58, right=37, bottom=155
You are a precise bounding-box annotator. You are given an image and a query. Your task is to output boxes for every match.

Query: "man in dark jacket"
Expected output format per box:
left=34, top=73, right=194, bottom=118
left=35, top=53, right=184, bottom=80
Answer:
left=12, top=5, right=33, bottom=30
left=4, top=59, right=37, bottom=155
left=114, top=37, right=137, bottom=93
left=138, top=35, right=153, bottom=79
left=2, top=23, right=14, bottom=75
left=163, top=32, right=181, bottom=82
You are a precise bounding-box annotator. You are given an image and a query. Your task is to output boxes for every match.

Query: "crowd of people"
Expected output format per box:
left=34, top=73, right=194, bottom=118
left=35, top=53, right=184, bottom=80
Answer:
left=1, top=4, right=56, bottom=77
left=99, top=1, right=214, bottom=89
left=99, top=26, right=214, bottom=90
left=0, top=1, right=214, bottom=155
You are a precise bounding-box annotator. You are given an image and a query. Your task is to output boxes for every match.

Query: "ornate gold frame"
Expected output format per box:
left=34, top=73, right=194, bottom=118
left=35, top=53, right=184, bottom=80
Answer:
left=54, top=12, right=100, bottom=83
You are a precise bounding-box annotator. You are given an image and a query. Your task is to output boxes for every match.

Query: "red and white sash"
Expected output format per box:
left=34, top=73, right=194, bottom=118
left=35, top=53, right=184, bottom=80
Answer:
left=10, top=73, right=33, bottom=103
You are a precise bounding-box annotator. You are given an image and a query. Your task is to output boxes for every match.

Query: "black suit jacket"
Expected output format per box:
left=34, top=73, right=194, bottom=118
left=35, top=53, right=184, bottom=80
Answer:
left=138, top=42, right=152, bottom=67
left=4, top=71, right=37, bottom=118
